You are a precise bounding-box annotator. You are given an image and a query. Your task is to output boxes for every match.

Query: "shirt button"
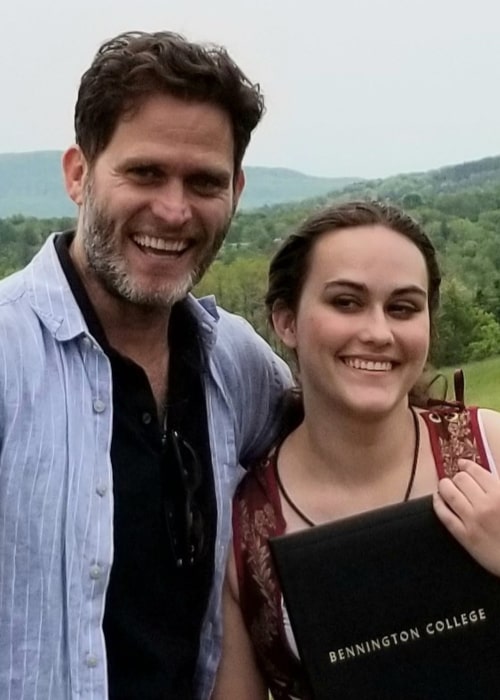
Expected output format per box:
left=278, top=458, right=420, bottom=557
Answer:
left=89, top=565, right=102, bottom=580
left=93, top=399, right=106, bottom=413
left=96, top=484, right=107, bottom=497
left=142, top=412, right=152, bottom=425
left=85, top=654, right=98, bottom=668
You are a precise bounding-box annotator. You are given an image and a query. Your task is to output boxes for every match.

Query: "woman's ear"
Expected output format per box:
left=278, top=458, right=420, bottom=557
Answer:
left=272, top=304, right=298, bottom=349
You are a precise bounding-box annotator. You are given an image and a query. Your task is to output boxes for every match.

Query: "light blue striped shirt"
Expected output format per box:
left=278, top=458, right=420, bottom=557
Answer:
left=0, top=235, right=291, bottom=699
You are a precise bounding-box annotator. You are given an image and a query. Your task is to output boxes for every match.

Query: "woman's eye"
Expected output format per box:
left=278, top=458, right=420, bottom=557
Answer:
left=389, top=303, right=418, bottom=318
left=331, top=297, right=360, bottom=311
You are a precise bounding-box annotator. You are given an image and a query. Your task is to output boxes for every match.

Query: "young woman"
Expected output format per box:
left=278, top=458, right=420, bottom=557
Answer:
left=212, top=201, right=500, bottom=700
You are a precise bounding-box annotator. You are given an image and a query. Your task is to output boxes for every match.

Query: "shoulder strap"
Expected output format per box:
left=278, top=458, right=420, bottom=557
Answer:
left=232, top=455, right=303, bottom=693
left=421, top=405, right=491, bottom=479
left=453, top=369, right=465, bottom=404
left=232, top=450, right=287, bottom=605
left=425, top=368, right=465, bottom=412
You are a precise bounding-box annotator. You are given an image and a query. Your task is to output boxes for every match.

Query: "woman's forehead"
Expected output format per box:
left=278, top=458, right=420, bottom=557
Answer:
left=306, top=225, right=428, bottom=286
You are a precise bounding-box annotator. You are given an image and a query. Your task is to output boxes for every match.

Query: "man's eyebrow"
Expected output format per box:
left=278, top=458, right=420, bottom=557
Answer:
left=119, top=158, right=231, bottom=179
left=187, top=167, right=232, bottom=182
left=119, top=157, right=164, bottom=169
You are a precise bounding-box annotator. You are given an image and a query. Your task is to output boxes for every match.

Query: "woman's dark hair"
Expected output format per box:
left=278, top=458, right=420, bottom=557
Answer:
left=74, top=31, right=265, bottom=171
left=266, top=200, right=442, bottom=425
left=266, top=200, right=440, bottom=320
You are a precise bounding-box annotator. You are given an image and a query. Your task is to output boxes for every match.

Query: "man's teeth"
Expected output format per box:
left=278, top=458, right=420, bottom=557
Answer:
left=133, top=235, right=188, bottom=252
left=343, top=358, right=393, bottom=371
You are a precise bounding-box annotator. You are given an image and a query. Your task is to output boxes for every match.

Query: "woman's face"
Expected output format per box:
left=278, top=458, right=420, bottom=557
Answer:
left=273, top=224, right=431, bottom=419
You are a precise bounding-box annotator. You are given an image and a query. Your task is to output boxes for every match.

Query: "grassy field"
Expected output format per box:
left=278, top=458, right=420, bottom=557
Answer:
left=442, top=355, right=500, bottom=410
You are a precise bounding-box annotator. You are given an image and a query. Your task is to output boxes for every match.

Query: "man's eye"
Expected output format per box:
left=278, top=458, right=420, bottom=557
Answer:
left=190, top=176, right=225, bottom=194
left=129, top=166, right=162, bottom=180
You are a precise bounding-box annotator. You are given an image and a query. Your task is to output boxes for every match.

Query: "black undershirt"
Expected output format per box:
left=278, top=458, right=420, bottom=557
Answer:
left=55, top=233, right=216, bottom=699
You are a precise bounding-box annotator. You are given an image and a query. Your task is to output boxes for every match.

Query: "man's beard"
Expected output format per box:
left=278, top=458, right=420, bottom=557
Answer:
left=80, top=181, right=231, bottom=309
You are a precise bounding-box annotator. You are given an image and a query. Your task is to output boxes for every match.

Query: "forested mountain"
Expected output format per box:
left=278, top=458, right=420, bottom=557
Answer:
left=1, top=152, right=500, bottom=370
left=224, top=154, right=500, bottom=263
left=0, top=151, right=356, bottom=217
left=342, top=155, right=500, bottom=199
left=239, top=167, right=355, bottom=209
left=203, top=154, right=500, bottom=369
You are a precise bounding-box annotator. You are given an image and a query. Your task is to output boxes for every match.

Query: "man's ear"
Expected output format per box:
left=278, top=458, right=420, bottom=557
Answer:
left=271, top=304, right=298, bottom=349
left=232, top=169, right=245, bottom=209
left=62, top=146, right=88, bottom=206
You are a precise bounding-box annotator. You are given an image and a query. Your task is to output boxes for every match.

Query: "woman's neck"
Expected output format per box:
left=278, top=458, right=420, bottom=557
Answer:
left=277, top=399, right=419, bottom=526
left=301, top=404, right=412, bottom=483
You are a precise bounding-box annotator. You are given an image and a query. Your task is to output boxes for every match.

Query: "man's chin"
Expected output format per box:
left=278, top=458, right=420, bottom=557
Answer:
left=116, top=279, right=195, bottom=309
left=89, top=249, right=200, bottom=309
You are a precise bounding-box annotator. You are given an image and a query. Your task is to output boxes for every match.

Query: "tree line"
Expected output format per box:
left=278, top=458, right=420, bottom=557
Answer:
left=1, top=163, right=500, bottom=369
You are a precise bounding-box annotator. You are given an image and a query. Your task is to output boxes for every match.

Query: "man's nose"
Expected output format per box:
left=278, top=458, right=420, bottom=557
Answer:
left=149, top=181, right=192, bottom=228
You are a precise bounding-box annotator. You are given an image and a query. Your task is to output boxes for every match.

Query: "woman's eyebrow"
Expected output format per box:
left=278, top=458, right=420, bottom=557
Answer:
left=324, top=279, right=367, bottom=292
left=324, top=280, right=427, bottom=297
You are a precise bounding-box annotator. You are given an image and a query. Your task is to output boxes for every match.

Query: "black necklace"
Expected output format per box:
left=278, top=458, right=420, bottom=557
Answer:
left=275, top=406, right=420, bottom=528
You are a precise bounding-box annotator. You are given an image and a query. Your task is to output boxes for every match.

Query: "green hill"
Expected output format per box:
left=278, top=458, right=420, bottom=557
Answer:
left=239, top=167, right=355, bottom=209
left=226, top=153, right=500, bottom=258
left=2, top=152, right=500, bottom=370
left=0, top=152, right=77, bottom=218
left=0, top=151, right=357, bottom=217
left=340, top=155, right=500, bottom=200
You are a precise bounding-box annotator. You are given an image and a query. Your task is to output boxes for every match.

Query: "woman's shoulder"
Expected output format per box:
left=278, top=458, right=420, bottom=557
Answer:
left=476, top=408, right=500, bottom=469
left=235, top=447, right=278, bottom=499
left=477, top=407, right=500, bottom=429
left=233, top=445, right=287, bottom=540
left=234, top=447, right=281, bottom=516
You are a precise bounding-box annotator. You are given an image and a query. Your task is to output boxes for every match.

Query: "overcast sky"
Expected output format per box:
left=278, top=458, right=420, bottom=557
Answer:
left=1, top=0, right=499, bottom=178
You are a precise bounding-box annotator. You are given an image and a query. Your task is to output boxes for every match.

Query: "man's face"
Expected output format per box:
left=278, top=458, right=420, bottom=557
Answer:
left=66, top=93, right=243, bottom=308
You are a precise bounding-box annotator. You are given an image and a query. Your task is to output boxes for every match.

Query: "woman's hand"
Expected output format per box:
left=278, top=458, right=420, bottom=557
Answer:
left=433, top=458, right=500, bottom=577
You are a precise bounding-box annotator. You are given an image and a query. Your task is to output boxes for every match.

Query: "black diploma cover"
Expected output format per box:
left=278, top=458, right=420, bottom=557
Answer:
left=270, top=495, right=500, bottom=699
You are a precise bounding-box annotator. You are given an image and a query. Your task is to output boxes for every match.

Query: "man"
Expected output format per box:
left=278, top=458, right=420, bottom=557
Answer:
left=0, top=31, right=290, bottom=700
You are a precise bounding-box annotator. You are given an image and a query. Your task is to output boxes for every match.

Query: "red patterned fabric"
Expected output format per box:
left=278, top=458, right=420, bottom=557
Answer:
left=233, top=446, right=307, bottom=699
left=232, top=406, right=493, bottom=698
left=421, top=405, right=490, bottom=478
